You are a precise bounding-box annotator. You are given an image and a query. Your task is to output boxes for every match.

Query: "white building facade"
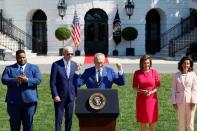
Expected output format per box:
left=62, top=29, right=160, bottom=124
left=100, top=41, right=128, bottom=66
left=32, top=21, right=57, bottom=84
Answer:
left=0, top=0, right=197, bottom=56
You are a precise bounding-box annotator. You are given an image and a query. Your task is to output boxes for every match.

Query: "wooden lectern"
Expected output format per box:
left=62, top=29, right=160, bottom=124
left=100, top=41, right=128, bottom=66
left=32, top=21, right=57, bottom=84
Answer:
left=75, top=89, right=119, bottom=131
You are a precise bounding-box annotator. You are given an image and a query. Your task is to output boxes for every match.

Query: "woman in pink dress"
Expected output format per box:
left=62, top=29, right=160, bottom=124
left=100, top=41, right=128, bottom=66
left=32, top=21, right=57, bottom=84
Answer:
left=132, top=54, right=160, bottom=131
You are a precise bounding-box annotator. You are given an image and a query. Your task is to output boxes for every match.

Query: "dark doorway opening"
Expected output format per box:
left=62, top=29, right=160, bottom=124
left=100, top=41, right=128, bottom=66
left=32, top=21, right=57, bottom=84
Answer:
left=145, top=9, right=160, bottom=54
left=84, top=8, right=108, bottom=55
left=32, top=9, right=47, bottom=55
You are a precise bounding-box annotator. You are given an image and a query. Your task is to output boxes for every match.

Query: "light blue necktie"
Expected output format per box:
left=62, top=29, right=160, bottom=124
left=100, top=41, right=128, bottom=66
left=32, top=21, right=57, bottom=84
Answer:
left=19, top=66, right=24, bottom=75
left=66, top=62, right=70, bottom=78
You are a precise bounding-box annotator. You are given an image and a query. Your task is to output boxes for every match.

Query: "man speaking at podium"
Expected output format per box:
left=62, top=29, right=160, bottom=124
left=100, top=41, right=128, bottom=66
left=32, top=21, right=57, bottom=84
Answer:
left=75, top=53, right=125, bottom=89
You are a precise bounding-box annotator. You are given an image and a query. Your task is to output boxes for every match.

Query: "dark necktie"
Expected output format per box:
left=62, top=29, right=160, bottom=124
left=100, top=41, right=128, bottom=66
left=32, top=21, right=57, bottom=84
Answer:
left=98, top=70, right=102, bottom=83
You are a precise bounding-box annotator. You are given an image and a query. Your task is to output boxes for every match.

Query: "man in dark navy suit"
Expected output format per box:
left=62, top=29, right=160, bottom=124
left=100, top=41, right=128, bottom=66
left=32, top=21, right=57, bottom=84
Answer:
left=75, top=52, right=125, bottom=89
left=50, top=46, right=78, bottom=131
left=1, top=49, right=42, bottom=131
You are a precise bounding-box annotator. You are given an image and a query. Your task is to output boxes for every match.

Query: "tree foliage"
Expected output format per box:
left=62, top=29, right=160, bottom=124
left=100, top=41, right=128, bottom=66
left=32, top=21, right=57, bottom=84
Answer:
left=55, top=27, right=71, bottom=41
left=122, top=27, right=138, bottom=41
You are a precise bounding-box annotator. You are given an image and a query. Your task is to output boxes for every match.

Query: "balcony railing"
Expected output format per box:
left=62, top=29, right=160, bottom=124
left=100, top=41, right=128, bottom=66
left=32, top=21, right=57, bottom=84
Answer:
left=160, top=13, right=197, bottom=56
left=0, top=9, right=40, bottom=52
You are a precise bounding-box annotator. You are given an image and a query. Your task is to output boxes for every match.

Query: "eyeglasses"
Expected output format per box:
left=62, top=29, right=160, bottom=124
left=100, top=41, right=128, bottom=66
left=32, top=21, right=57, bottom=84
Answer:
left=95, top=62, right=104, bottom=65
left=66, top=53, right=73, bottom=56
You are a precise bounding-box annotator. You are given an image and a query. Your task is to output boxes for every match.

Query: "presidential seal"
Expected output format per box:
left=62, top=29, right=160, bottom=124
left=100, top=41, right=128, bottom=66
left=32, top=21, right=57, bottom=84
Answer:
left=89, top=92, right=106, bottom=111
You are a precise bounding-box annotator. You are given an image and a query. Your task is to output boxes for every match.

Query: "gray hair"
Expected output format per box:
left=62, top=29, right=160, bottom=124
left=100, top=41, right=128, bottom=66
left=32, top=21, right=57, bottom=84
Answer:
left=63, top=46, right=73, bottom=54
left=94, top=53, right=105, bottom=60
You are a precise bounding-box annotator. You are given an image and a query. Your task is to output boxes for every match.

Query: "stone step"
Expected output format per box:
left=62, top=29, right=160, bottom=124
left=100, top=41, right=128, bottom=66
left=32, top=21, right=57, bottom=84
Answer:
left=0, top=32, right=37, bottom=61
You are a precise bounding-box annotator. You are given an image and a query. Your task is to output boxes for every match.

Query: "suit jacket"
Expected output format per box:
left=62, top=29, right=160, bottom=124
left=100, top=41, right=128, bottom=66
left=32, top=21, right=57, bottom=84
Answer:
left=1, top=63, right=42, bottom=103
left=75, top=66, right=125, bottom=89
left=50, top=59, right=78, bottom=101
left=172, top=71, right=197, bottom=104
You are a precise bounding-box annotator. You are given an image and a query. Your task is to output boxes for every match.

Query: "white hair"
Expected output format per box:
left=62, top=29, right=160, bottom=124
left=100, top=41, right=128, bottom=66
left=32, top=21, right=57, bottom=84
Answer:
left=94, top=53, right=105, bottom=59
left=63, top=46, right=73, bottom=54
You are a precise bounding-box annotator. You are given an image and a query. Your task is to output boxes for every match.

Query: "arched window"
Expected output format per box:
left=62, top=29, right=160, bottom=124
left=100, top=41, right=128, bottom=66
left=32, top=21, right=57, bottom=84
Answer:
left=145, top=9, right=160, bottom=54
left=32, top=9, right=47, bottom=55
left=84, top=8, right=108, bottom=55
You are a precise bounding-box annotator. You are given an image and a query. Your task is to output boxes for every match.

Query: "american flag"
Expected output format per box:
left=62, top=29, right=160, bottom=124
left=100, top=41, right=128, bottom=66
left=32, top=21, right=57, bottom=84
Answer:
left=71, top=11, right=80, bottom=47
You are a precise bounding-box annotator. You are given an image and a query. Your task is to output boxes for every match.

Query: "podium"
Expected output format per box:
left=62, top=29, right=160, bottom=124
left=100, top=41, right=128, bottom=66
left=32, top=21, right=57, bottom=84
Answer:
left=75, top=89, right=119, bottom=131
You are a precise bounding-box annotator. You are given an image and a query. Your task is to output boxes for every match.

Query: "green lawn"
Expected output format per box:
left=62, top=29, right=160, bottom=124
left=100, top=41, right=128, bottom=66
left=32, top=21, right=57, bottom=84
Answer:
left=0, top=74, right=196, bottom=131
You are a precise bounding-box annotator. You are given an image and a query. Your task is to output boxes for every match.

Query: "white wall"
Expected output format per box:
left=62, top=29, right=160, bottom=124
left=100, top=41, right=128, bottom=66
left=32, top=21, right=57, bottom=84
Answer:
left=1, top=0, right=193, bottom=56
left=188, top=0, right=197, bottom=9
left=0, top=0, right=4, bottom=9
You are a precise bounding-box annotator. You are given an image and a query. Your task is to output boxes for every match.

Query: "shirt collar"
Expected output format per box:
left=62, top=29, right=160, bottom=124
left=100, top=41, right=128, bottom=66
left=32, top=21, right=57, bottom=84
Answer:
left=95, top=68, right=103, bottom=73
left=63, top=59, right=70, bottom=67
left=17, top=64, right=27, bottom=70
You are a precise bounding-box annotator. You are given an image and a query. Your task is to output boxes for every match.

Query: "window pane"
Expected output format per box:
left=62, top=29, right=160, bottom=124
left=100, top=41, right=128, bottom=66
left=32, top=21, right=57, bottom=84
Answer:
left=98, top=23, right=105, bottom=40
left=86, top=23, right=94, bottom=41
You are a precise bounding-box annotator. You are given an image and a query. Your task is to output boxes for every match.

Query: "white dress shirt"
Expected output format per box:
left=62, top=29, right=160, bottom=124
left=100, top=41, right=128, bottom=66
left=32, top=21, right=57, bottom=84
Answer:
left=63, top=59, right=70, bottom=78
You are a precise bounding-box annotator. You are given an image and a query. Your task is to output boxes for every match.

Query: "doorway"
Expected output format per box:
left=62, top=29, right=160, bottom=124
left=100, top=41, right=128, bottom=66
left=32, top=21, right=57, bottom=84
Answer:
left=32, top=9, right=47, bottom=55
left=84, top=8, right=108, bottom=55
left=145, top=9, right=160, bottom=54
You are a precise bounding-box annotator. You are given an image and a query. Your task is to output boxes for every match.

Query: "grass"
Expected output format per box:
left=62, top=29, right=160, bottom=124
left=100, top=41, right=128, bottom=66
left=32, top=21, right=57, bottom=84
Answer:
left=0, top=74, right=196, bottom=131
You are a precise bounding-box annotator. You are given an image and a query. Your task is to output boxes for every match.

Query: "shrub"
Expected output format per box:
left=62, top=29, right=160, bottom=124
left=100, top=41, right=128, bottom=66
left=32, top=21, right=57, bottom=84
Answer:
left=55, top=27, right=71, bottom=41
left=122, top=27, right=138, bottom=41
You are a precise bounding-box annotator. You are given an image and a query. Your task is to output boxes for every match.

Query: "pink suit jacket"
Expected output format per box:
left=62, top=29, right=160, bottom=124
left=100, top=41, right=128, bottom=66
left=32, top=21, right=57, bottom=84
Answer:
left=172, top=71, right=197, bottom=104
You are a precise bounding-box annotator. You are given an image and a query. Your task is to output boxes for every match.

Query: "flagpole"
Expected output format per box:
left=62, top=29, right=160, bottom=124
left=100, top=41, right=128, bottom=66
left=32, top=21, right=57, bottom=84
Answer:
left=115, top=0, right=118, bottom=51
left=71, top=4, right=81, bottom=56
left=113, top=0, right=121, bottom=56
left=74, top=2, right=77, bottom=49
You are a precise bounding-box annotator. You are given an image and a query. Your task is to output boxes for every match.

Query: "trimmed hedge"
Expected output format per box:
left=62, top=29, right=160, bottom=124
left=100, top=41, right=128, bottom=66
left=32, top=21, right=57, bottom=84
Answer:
left=122, top=27, right=138, bottom=41
left=55, top=27, right=71, bottom=41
